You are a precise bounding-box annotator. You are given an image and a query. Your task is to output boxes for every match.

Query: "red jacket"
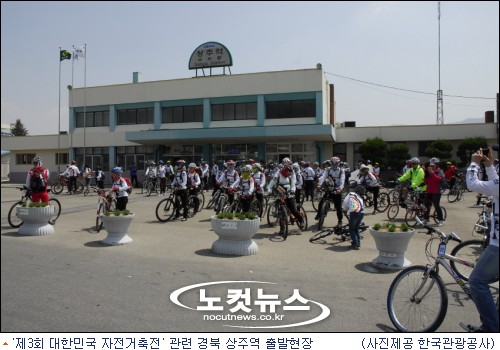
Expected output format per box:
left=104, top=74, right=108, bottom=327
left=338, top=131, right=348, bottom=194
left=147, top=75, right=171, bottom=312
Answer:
left=425, top=167, right=445, bottom=194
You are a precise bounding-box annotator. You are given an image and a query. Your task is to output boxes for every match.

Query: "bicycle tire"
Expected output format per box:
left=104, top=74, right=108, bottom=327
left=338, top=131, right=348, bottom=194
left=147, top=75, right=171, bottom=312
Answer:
left=317, top=201, right=329, bottom=230
left=278, top=205, right=288, bottom=239
left=449, top=239, right=498, bottom=282
left=387, top=265, right=448, bottom=332
left=96, top=203, right=104, bottom=232
left=76, top=182, right=85, bottom=194
left=155, top=198, right=175, bottom=222
left=311, top=189, right=322, bottom=211
left=196, top=192, right=205, bottom=212
left=404, top=208, right=421, bottom=227
left=249, top=199, right=262, bottom=217
left=146, top=182, right=154, bottom=197
left=387, top=204, right=400, bottom=221
left=83, top=187, right=90, bottom=196
left=447, top=188, right=458, bottom=203
left=297, top=204, right=308, bottom=231
left=432, top=206, right=447, bottom=224
left=187, top=195, right=198, bottom=217
left=376, top=193, right=390, bottom=212
left=51, top=182, right=64, bottom=195
left=8, top=200, right=25, bottom=228
left=215, top=195, right=226, bottom=214
left=48, top=198, right=61, bottom=224
left=309, top=229, right=334, bottom=242
left=267, top=202, right=279, bottom=227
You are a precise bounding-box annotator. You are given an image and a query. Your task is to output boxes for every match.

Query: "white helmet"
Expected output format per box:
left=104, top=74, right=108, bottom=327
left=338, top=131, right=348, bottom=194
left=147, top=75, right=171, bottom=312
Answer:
left=188, top=163, right=197, bottom=168
left=331, top=156, right=341, bottom=165
left=282, top=157, right=292, bottom=165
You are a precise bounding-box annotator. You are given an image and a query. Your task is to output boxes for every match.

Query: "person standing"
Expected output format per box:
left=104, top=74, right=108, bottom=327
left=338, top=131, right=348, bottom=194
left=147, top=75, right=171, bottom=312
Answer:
left=95, top=166, right=105, bottom=189
left=358, top=165, right=380, bottom=215
left=83, top=164, right=92, bottom=188
left=129, top=163, right=138, bottom=188
left=68, top=160, right=80, bottom=194
left=423, top=158, right=445, bottom=226
left=342, top=185, right=365, bottom=250
left=26, top=156, right=50, bottom=203
left=110, top=167, right=129, bottom=211
left=463, top=146, right=499, bottom=332
left=172, top=160, right=189, bottom=221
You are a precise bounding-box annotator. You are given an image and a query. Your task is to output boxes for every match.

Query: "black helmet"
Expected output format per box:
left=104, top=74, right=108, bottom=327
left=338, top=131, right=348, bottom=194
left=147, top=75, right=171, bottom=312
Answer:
left=354, top=185, right=366, bottom=196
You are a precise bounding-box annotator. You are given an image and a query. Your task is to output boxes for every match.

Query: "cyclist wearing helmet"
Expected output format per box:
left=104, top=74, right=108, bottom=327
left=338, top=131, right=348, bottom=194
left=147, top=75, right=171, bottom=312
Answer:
left=303, top=162, right=315, bottom=202
left=111, top=167, right=129, bottom=211
left=398, top=157, right=426, bottom=207
left=172, top=160, right=189, bottom=221
left=316, top=156, right=346, bottom=226
left=342, top=185, right=366, bottom=250
left=26, top=156, right=50, bottom=203
left=199, top=160, right=210, bottom=190
left=267, top=163, right=305, bottom=235
left=358, top=165, right=380, bottom=215
left=231, top=165, right=255, bottom=212
left=216, top=160, right=239, bottom=205
left=251, top=163, right=266, bottom=215
left=145, top=161, right=158, bottom=190
left=424, top=157, right=445, bottom=226
left=187, top=163, right=202, bottom=211
left=292, top=163, right=304, bottom=204
left=157, top=160, right=168, bottom=196
left=444, top=161, right=457, bottom=190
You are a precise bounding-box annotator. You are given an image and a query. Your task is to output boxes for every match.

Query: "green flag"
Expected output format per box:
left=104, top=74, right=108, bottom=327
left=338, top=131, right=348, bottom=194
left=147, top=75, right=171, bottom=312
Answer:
left=60, top=50, right=71, bottom=61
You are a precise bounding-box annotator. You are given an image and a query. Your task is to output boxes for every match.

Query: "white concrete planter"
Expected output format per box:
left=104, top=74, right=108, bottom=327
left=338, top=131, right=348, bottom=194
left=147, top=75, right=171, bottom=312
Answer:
left=210, top=216, right=260, bottom=256
left=16, top=205, right=55, bottom=236
left=101, top=213, right=135, bottom=246
left=369, top=228, right=415, bottom=270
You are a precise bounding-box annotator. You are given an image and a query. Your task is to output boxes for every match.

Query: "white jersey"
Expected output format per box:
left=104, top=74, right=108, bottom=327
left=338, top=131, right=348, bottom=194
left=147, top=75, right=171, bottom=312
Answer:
left=467, top=162, right=499, bottom=247
left=318, top=167, right=345, bottom=190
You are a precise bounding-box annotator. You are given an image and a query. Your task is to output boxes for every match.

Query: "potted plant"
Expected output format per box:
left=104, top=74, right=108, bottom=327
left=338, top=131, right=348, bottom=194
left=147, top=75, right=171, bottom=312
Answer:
left=16, top=201, right=55, bottom=236
left=210, top=211, right=260, bottom=256
left=101, top=209, right=135, bottom=246
left=369, top=222, right=415, bottom=270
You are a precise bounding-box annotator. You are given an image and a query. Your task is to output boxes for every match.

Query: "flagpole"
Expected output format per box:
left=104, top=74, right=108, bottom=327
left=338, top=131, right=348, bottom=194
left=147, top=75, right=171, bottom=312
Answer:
left=71, top=45, right=75, bottom=155
left=83, top=43, right=87, bottom=168
left=58, top=47, right=62, bottom=175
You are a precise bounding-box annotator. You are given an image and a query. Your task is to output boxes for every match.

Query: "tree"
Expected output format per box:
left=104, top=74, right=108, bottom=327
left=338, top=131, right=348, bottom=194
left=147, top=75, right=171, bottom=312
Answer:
left=386, top=143, right=410, bottom=171
left=457, top=137, right=488, bottom=167
left=424, top=139, right=453, bottom=161
left=10, top=119, right=29, bottom=136
left=359, top=137, right=387, bottom=168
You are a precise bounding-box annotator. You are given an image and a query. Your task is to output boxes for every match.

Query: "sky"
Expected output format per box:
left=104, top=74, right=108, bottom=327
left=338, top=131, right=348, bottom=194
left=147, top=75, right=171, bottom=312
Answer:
left=1, top=1, right=499, bottom=135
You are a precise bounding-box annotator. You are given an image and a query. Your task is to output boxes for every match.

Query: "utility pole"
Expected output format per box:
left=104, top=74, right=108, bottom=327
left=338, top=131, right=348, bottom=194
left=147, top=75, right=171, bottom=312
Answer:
left=436, top=2, right=444, bottom=125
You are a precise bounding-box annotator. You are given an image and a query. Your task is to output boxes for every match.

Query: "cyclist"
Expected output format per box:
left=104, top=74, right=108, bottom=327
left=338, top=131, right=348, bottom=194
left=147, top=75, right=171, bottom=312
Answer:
left=292, top=163, right=304, bottom=204
left=444, top=161, right=457, bottom=190
left=216, top=160, right=239, bottom=205
left=231, top=165, right=255, bottom=212
left=187, top=163, right=201, bottom=211
left=463, top=146, right=499, bottom=332
left=251, top=163, right=266, bottom=213
left=424, top=157, right=445, bottom=226
left=145, top=161, right=157, bottom=190
left=316, top=156, right=345, bottom=227
left=200, top=160, right=210, bottom=190
left=171, top=160, right=189, bottom=221
left=267, top=161, right=305, bottom=235
left=157, top=160, right=168, bottom=196
left=26, top=156, right=50, bottom=203
left=342, top=185, right=366, bottom=250
left=110, top=167, right=129, bottom=211
left=397, top=157, right=426, bottom=208
left=358, top=165, right=380, bottom=215
left=303, top=161, right=315, bottom=202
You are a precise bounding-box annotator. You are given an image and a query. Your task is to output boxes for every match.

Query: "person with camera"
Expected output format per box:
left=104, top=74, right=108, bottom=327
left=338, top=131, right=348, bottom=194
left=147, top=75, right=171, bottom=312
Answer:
left=463, top=145, right=499, bottom=332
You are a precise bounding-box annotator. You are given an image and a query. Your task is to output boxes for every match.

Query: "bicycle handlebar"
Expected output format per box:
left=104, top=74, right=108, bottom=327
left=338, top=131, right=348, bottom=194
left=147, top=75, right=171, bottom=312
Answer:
left=415, top=217, right=462, bottom=243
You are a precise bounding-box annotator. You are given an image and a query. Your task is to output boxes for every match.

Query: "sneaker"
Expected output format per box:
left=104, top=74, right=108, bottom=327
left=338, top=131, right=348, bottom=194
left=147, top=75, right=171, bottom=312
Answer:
left=438, top=220, right=445, bottom=227
left=181, top=217, right=187, bottom=222
left=351, top=243, right=359, bottom=250
left=372, top=211, right=377, bottom=215
left=337, top=221, right=343, bottom=227
left=459, top=322, right=486, bottom=332
left=298, top=221, right=305, bottom=230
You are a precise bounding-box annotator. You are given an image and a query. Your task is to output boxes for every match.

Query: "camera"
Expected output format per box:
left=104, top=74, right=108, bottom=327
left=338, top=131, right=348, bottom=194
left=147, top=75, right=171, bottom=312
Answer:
left=482, top=148, right=490, bottom=156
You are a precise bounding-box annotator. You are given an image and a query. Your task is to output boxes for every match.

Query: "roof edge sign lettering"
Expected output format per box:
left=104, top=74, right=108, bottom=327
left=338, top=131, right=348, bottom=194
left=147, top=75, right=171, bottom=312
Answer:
left=189, top=42, right=233, bottom=70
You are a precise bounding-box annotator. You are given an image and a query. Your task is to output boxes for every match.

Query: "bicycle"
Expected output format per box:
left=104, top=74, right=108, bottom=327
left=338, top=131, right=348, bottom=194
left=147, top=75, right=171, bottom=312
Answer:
left=403, top=191, right=447, bottom=227
left=213, top=186, right=231, bottom=214
left=143, top=176, right=159, bottom=197
left=447, top=173, right=465, bottom=203
left=51, top=175, right=84, bottom=195
left=8, top=186, right=61, bottom=228
left=266, top=186, right=308, bottom=240
left=95, top=189, right=117, bottom=232
left=315, top=188, right=343, bottom=230
left=362, top=189, right=390, bottom=213
left=309, top=222, right=368, bottom=243
left=386, top=217, right=497, bottom=332
left=226, top=191, right=262, bottom=216
left=155, top=189, right=198, bottom=222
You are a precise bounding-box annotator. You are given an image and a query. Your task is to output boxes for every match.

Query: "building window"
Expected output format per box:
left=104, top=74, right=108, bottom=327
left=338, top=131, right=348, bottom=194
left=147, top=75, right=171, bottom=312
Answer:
left=55, top=153, right=69, bottom=165
left=75, top=111, right=110, bottom=127
left=211, top=103, right=257, bottom=121
left=265, top=99, right=315, bottom=119
left=75, top=147, right=110, bottom=172
left=117, top=108, right=154, bottom=125
left=116, top=146, right=154, bottom=171
left=16, top=153, right=36, bottom=165
left=162, top=105, right=203, bottom=123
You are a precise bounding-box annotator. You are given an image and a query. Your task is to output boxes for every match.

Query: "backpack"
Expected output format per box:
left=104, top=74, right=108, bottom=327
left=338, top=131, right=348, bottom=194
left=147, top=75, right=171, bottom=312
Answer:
left=123, top=177, right=133, bottom=194
left=30, top=167, right=47, bottom=193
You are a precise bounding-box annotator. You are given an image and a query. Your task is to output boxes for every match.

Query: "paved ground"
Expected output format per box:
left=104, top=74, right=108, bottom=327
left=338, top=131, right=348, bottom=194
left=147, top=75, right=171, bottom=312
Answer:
left=1, top=183, right=498, bottom=332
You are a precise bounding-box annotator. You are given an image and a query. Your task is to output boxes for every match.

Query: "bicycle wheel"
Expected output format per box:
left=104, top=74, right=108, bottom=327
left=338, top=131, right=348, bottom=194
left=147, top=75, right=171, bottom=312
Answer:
left=96, top=203, right=104, bottom=232
left=388, top=189, right=400, bottom=204
left=267, top=202, right=279, bottom=227
left=297, top=204, right=308, bottom=231
left=48, top=198, right=61, bottom=224
left=376, top=193, right=390, bottom=212
left=146, top=182, right=154, bottom=197
left=387, top=204, right=400, bottom=221
left=249, top=199, right=262, bottom=217
left=278, top=206, right=288, bottom=239
left=404, top=208, right=421, bottom=228
left=449, top=240, right=498, bottom=282
left=196, top=192, right=205, bottom=212
left=309, top=229, right=334, bottom=242
left=76, top=182, right=85, bottom=194
left=83, top=187, right=90, bottom=196
left=387, top=265, right=448, bottom=332
left=206, top=191, right=218, bottom=209
left=187, top=196, right=198, bottom=217
left=447, top=187, right=458, bottom=203
left=432, top=206, right=447, bottom=224
left=311, top=189, right=322, bottom=211
left=317, top=201, right=330, bottom=230
left=155, top=198, right=176, bottom=222
left=51, top=182, right=64, bottom=195
left=8, top=201, right=25, bottom=228
left=215, top=195, right=227, bottom=214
